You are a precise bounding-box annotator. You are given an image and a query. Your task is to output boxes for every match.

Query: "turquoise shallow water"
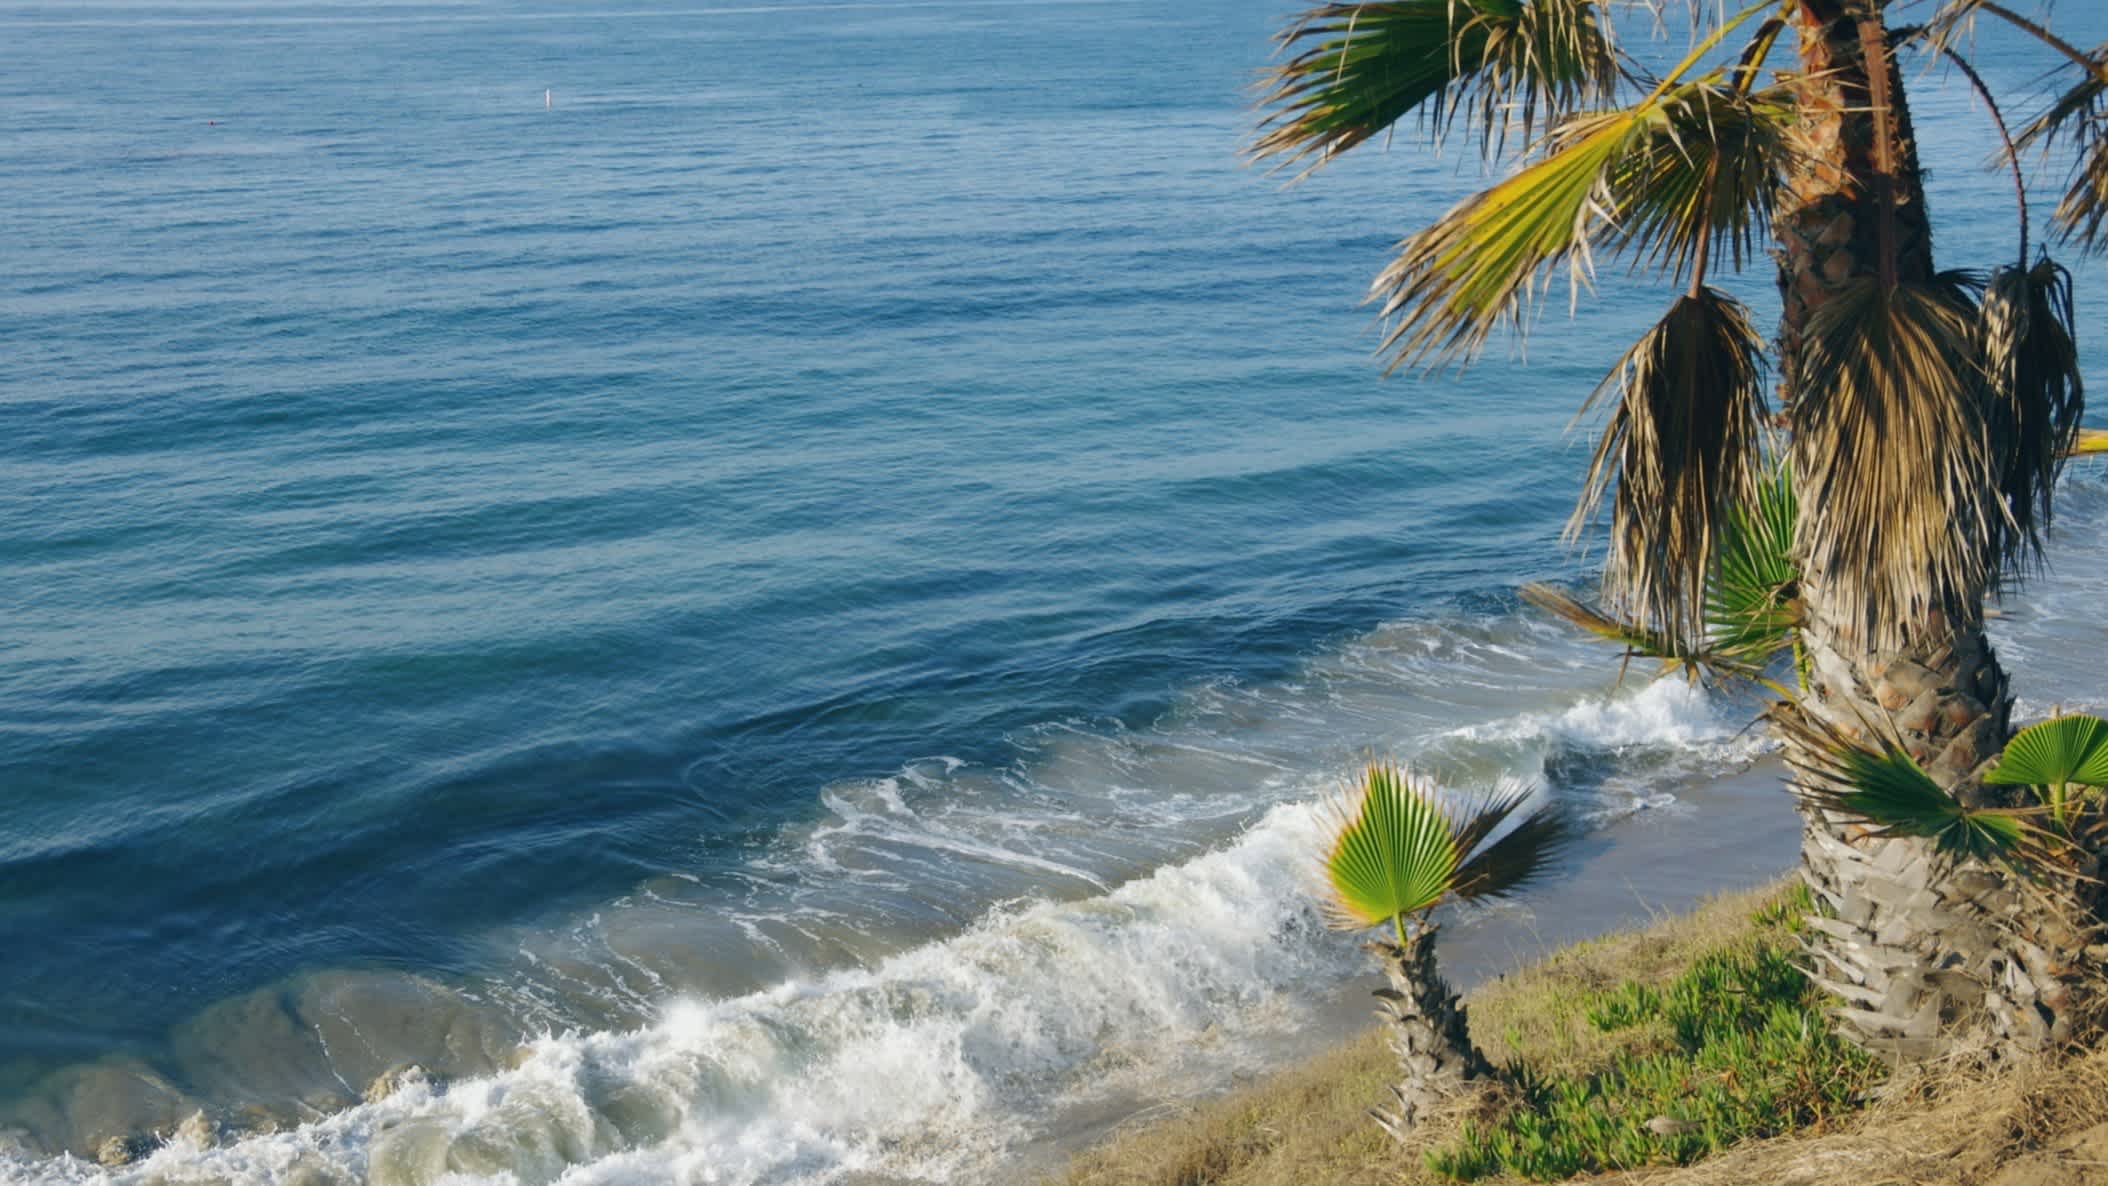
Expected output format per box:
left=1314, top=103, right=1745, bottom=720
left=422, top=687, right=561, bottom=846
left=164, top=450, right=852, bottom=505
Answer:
left=3, top=2, right=2106, bottom=1181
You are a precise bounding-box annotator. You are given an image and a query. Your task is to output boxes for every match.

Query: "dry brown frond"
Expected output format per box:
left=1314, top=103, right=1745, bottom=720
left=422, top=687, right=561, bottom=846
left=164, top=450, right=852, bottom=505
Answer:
left=1573, top=286, right=1766, bottom=653
left=1981, top=258, right=2085, bottom=577
left=1789, top=274, right=1999, bottom=652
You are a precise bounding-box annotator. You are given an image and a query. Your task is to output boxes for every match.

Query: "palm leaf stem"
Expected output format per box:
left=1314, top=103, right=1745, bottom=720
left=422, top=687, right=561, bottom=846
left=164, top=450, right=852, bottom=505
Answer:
left=1936, top=45, right=2029, bottom=266
left=1685, top=15, right=1785, bottom=300
left=1970, top=1, right=2108, bottom=84
left=1856, top=14, right=1903, bottom=289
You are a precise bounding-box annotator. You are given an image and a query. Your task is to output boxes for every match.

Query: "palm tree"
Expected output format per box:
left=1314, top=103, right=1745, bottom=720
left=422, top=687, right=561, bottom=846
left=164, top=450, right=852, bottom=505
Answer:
left=1317, top=763, right=1570, bottom=1137
left=1253, top=0, right=2101, bottom=1059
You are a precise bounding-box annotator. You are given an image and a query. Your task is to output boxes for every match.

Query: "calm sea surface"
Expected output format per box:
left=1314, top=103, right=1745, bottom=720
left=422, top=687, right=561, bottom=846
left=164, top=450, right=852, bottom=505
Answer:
left=3, top=3, right=2105, bottom=1182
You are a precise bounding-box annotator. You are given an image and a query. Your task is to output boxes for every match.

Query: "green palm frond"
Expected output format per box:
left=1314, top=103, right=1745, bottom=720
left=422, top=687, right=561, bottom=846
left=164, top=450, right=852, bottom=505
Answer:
left=1705, top=463, right=1799, bottom=667
left=1527, top=463, right=1799, bottom=687
left=1597, top=78, right=1791, bottom=282
left=1369, top=108, right=1633, bottom=368
left=1986, top=712, right=2108, bottom=829
left=1774, top=710, right=2048, bottom=866
left=1988, top=714, right=2108, bottom=789
left=1320, top=764, right=1569, bottom=933
left=1572, top=286, right=1767, bottom=652
left=1789, top=274, right=2000, bottom=652
left=1519, top=581, right=1777, bottom=688
left=1981, top=258, right=2085, bottom=573
left=1520, top=581, right=1690, bottom=665
left=1366, top=5, right=1778, bottom=371
left=1252, top=0, right=1619, bottom=176
left=1323, top=763, right=1462, bottom=930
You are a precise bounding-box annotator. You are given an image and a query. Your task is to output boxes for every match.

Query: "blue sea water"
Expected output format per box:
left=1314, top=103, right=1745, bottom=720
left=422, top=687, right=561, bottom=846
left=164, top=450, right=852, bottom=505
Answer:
left=3, top=2, right=2106, bottom=1182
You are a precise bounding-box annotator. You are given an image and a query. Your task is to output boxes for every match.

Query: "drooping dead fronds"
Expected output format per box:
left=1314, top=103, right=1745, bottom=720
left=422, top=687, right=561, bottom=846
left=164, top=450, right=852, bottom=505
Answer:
left=1980, top=258, right=2085, bottom=576
left=1789, top=274, right=1999, bottom=652
left=1573, top=286, right=1766, bottom=653
left=1251, top=0, right=1619, bottom=177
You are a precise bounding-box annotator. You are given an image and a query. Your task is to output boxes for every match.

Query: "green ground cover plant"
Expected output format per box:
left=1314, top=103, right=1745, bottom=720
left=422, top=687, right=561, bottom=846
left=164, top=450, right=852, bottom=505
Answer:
left=1429, top=887, right=1882, bottom=1180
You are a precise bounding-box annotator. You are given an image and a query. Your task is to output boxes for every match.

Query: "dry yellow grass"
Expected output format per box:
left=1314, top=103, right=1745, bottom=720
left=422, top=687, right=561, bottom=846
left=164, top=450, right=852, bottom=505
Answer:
left=1046, top=880, right=2108, bottom=1186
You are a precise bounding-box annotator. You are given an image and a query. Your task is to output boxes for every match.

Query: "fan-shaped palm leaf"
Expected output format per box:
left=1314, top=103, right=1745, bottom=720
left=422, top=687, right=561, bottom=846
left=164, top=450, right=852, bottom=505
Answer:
left=1981, top=258, right=2085, bottom=573
left=1986, top=713, right=2108, bottom=829
left=1252, top=0, right=1619, bottom=176
left=1572, top=286, right=1766, bottom=651
left=1519, top=581, right=1782, bottom=689
left=1774, top=710, right=2048, bottom=866
left=1705, top=462, right=1799, bottom=668
left=1323, top=763, right=1462, bottom=933
left=1321, top=764, right=1569, bottom=937
left=1789, top=274, right=2000, bottom=652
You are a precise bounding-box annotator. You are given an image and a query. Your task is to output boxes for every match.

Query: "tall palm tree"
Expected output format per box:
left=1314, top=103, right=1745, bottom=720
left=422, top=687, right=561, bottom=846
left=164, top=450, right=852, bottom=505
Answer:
left=1254, top=0, right=2099, bottom=1059
left=1318, top=763, right=1570, bottom=1137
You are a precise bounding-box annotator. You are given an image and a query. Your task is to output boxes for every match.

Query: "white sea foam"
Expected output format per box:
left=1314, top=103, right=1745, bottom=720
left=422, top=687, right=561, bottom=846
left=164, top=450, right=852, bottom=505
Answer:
left=9, top=801, right=1347, bottom=1186
left=0, top=616, right=1774, bottom=1185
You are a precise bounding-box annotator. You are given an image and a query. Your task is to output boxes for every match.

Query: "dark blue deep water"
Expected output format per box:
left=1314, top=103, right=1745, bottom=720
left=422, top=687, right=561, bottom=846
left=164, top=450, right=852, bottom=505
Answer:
left=3, top=3, right=2105, bottom=1182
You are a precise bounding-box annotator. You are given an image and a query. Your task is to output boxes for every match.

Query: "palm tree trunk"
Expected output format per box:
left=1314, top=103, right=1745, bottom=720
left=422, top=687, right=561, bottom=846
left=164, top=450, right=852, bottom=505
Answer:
left=1777, top=1, right=2097, bottom=1059
left=1365, top=928, right=1489, bottom=1141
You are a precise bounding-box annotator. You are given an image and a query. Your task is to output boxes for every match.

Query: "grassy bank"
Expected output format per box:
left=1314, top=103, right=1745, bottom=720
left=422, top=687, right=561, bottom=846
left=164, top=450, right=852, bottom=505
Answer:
left=1048, top=882, right=2108, bottom=1186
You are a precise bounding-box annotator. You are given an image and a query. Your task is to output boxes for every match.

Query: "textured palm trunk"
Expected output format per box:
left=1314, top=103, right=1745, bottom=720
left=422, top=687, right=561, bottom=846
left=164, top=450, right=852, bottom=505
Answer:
left=1365, top=928, right=1490, bottom=1141
left=1777, top=1, right=2097, bottom=1059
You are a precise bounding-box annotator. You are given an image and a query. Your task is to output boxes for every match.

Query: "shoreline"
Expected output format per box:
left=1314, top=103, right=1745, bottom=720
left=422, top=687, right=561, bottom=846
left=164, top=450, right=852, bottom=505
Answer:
left=1044, top=876, right=2108, bottom=1186
left=1013, top=756, right=1805, bottom=1180
left=1043, top=881, right=1803, bottom=1186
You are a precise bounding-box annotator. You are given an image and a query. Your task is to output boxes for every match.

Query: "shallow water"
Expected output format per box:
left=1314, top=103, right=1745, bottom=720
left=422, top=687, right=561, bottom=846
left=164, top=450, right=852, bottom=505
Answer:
left=3, top=1, right=2105, bottom=1182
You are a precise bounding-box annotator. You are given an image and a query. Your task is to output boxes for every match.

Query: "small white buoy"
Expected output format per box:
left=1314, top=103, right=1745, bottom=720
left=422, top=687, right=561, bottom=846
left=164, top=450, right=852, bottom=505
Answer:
left=544, top=89, right=552, bottom=110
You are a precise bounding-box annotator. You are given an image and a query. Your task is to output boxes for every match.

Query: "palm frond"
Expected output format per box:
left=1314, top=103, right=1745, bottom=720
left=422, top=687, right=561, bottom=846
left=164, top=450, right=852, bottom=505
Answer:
left=1789, top=274, right=2000, bottom=651
left=1450, top=785, right=1574, bottom=902
left=1446, top=778, right=1533, bottom=859
left=1370, top=108, right=1634, bottom=367
left=1980, top=258, right=2085, bottom=573
left=1519, top=581, right=1691, bottom=666
left=1252, top=0, right=1619, bottom=176
left=1986, top=713, right=2108, bottom=791
left=1572, top=286, right=1767, bottom=652
left=1705, top=463, right=1799, bottom=666
left=2013, top=38, right=2108, bottom=251
left=1774, top=709, right=2048, bottom=866
left=1598, top=79, right=1792, bottom=282
left=1366, top=5, right=1777, bottom=370
left=1322, top=762, right=1462, bottom=929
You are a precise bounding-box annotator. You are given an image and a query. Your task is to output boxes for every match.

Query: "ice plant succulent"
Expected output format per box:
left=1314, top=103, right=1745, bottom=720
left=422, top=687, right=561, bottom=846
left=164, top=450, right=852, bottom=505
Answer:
left=1319, top=763, right=1570, bottom=1139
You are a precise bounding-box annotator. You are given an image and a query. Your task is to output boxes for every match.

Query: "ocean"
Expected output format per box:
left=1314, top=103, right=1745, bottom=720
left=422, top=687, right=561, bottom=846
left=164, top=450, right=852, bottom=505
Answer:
left=3, top=2, right=2104, bottom=1182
